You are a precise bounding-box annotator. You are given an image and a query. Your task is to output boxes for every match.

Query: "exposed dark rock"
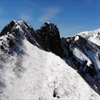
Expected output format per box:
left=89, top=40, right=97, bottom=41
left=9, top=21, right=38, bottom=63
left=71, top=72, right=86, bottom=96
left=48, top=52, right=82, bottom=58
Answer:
left=0, top=20, right=16, bottom=36
left=37, top=22, right=63, bottom=57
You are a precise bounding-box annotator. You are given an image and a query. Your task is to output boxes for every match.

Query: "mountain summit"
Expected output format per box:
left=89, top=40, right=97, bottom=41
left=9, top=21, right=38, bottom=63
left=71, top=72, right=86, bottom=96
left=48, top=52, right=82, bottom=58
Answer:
left=0, top=20, right=100, bottom=99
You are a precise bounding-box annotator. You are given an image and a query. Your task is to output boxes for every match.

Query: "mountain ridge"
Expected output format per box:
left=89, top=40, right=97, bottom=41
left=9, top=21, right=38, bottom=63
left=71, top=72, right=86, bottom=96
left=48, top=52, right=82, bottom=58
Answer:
left=78, top=28, right=100, bottom=46
left=0, top=20, right=100, bottom=99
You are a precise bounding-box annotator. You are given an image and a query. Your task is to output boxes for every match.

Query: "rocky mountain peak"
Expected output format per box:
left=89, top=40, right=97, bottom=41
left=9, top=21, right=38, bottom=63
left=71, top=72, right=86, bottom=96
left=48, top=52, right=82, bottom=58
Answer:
left=0, top=20, right=63, bottom=57
left=36, top=22, right=63, bottom=57
left=0, top=20, right=17, bottom=36
left=0, top=20, right=33, bottom=36
left=41, top=22, right=59, bottom=34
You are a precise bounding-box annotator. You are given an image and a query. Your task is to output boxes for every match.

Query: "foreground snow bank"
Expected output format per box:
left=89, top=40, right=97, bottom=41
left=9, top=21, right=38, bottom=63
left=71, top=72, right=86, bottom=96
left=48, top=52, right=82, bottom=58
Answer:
left=0, top=37, right=100, bottom=100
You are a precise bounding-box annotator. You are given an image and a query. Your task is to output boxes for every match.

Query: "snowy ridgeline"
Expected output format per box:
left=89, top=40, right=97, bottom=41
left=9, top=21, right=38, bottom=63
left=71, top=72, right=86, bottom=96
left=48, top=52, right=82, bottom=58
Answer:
left=0, top=34, right=100, bottom=100
left=78, top=28, right=100, bottom=46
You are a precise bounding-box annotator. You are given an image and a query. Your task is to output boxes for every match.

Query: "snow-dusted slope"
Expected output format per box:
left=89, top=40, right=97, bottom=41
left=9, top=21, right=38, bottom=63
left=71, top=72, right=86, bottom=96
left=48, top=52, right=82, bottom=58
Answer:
left=61, top=35, right=100, bottom=94
left=0, top=33, right=100, bottom=100
left=0, top=20, right=100, bottom=99
left=78, top=28, right=100, bottom=46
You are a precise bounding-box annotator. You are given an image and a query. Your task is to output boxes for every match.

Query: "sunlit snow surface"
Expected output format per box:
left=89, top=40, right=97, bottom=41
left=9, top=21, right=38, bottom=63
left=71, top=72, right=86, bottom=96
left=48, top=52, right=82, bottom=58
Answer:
left=79, top=28, right=100, bottom=46
left=0, top=36, right=100, bottom=100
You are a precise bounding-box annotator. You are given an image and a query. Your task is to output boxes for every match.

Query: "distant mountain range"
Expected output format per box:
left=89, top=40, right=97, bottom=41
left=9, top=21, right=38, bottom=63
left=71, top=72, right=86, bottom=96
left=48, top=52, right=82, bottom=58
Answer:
left=0, top=20, right=100, bottom=99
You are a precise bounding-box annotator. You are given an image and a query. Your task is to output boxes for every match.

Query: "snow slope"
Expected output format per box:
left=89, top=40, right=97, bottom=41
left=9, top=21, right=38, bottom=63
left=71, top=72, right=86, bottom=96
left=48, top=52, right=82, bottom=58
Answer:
left=78, top=28, right=100, bottom=46
left=0, top=21, right=100, bottom=99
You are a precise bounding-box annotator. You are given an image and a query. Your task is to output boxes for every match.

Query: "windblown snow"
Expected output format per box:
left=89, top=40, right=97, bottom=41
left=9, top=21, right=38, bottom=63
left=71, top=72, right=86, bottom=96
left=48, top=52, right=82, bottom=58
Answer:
left=0, top=34, right=100, bottom=100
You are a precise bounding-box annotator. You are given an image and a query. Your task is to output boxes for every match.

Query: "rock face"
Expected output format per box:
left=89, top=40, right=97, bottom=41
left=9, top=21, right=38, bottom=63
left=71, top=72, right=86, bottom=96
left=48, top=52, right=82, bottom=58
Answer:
left=0, top=20, right=100, bottom=97
left=0, top=21, right=63, bottom=57
left=36, top=22, right=63, bottom=57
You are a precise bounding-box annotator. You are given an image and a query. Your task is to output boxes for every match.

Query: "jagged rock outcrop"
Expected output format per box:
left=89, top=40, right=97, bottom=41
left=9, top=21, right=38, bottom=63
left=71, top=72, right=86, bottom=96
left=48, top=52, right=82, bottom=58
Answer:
left=0, top=20, right=16, bottom=36
left=0, top=21, right=63, bottom=57
left=0, top=20, right=40, bottom=54
left=36, top=22, right=63, bottom=57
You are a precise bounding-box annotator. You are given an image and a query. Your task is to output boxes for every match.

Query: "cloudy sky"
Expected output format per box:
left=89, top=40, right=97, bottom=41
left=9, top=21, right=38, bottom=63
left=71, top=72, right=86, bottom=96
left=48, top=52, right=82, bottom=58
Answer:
left=0, top=0, right=100, bottom=37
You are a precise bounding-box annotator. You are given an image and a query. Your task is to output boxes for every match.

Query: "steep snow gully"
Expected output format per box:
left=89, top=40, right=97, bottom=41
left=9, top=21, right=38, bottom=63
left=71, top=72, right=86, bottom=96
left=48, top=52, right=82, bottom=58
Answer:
left=0, top=20, right=100, bottom=99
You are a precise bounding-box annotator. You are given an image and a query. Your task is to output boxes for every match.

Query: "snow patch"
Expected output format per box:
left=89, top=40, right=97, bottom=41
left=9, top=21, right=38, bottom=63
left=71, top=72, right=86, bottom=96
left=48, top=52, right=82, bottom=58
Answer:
left=75, top=35, right=79, bottom=41
left=73, top=47, right=92, bottom=66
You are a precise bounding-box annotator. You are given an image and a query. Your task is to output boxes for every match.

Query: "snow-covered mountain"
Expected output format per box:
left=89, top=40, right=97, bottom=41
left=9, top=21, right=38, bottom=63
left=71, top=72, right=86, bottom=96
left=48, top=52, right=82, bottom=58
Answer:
left=0, top=20, right=100, bottom=99
left=61, top=35, right=100, bottom=94
left=78, top=28, right=100, bottom=46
